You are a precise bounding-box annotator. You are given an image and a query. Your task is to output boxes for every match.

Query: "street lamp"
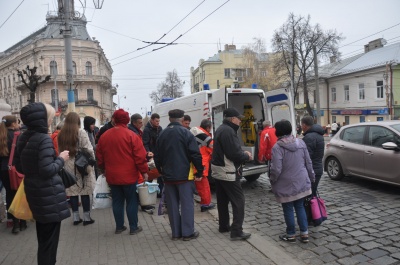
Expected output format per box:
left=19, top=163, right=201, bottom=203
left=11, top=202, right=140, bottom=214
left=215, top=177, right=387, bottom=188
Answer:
left=117, top=94, right=126, bottom=109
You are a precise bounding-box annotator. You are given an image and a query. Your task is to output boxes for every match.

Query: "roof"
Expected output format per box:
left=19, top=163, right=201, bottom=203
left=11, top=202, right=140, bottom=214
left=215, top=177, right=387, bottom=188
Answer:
left=1, top=15, right=92, bottom=55
left=318, top=42, right=400, bottom=78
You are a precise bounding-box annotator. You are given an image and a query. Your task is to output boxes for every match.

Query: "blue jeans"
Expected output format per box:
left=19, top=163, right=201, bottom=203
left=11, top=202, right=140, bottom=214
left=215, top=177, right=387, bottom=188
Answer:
left=282, top=198, right=308, bottom=236
left=110, top=184, right=138, bottom=231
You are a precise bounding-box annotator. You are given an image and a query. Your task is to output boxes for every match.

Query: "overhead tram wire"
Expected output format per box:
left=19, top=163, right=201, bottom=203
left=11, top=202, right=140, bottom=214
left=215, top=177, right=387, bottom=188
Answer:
left=110, top=0, right=207, bottom=60
left=339, top=22, right=400, bottom=49
left=112, top=0, right=231, bottom=65
left=0, top=0, right=25, bottom=30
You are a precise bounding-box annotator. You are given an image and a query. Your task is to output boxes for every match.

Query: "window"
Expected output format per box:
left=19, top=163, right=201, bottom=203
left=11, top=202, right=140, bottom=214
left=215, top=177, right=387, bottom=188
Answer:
left=50, top=61, right=58, bottom=76
left=332, top=116, right=336, bottom=123
left=85, top=61, right=92, bottom=75
left=74, top=89, right=78, bottom=102
left=345, top=116, right=350, bottom=125
left=203, top=71, right=205, bottom=81
left=8, top=76, right=11, bottom=88
left=377, top=80, right=384, bottom=99
left=360, top=116, right=365, bottom=123
left=342, top=126, right=366, bottom=145
left=368, top=126, right=400, bottom=148
left=344, top=85, right=349, bottom=101
left=72, top=61, right=77, bottom=75
left=51, top=89, right=58, bottom=104
left=224, top=68, right=230, bottom=78
left=87, top=88, right=93, bottom=101
left=261, top=70, right=267, bottom=77
left=331, top=87, right=336, bottom=102
left=358, top=83, right=365, bottom=100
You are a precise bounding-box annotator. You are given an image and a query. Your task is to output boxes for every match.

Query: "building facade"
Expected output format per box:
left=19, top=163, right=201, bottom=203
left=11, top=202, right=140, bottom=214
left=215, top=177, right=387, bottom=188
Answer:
left=298, top=39, right=400, bottom=126
left=190, top=44, right=269, bottom=93
left=0, top=4, right=115, bottom=128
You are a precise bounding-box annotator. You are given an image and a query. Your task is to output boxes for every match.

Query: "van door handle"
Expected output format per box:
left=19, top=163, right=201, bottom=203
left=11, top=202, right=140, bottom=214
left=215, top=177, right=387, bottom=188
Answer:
left=365, top=151, right=373, bottom=155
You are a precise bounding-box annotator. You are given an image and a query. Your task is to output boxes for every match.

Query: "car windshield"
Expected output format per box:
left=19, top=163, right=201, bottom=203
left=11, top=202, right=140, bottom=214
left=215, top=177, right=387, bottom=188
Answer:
left=390, top=124, right=400, bottom=133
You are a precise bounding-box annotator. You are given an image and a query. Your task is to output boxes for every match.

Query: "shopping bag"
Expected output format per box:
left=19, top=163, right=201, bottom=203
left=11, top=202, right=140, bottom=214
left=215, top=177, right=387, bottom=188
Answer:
left=8, top=180, right=34, bottom=221
left=92, top=174, right=112, bottom=209
left=310, top=193, right=327, bottom=226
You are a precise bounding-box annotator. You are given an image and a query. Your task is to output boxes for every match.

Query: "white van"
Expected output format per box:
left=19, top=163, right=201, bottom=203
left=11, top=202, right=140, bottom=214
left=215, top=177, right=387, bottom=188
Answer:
left=153, top=87, right=295, bottom=181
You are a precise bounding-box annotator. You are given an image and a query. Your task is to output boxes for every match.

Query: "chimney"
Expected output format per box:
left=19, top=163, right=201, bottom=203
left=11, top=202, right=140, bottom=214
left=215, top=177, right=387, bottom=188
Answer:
left=224, top=44, right=236, bottom=51
left=364, top=38, right=387, bottom=53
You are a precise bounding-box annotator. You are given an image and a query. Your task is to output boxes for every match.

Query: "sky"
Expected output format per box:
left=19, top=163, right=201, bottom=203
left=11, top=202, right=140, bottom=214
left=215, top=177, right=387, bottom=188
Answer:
left=0, top=0, right=399, bottom=118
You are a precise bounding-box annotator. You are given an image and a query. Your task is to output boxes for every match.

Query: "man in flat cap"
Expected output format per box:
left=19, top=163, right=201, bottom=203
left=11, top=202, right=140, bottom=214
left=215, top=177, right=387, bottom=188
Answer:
left=154, top=109, right=203, bottom=241
left=211, top=107, right=252, bottom=241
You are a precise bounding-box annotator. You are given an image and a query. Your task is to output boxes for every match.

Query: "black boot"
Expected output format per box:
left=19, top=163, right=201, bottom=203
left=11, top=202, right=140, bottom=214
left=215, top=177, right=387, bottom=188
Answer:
left=20, top=220, right=27, bottom=231
left=12, top=219, right=19, bottom=234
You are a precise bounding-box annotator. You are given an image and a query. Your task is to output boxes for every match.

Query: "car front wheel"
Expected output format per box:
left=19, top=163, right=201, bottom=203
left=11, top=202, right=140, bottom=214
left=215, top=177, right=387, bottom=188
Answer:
left=326, top=157, right=344, bottom=180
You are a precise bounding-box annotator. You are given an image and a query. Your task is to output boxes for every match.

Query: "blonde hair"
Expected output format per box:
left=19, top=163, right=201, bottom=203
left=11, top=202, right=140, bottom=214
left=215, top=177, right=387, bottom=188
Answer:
left=43, top=103, right=55, bottom=125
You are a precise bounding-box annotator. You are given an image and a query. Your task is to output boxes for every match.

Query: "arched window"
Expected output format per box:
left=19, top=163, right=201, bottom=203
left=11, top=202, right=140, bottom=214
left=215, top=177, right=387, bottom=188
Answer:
left=50, top=60, right=58, bottom=76
left=72, top=61, right=77, bottom=75
left=85, top=61, right=92, bottom=75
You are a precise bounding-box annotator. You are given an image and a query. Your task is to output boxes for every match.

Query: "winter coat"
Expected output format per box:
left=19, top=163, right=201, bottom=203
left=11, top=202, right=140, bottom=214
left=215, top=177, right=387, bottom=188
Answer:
left=142, top=121, right=162, bottom=153
left=258, top=126, right=278, bottom=162
left=61, top=129, right=96, bottom=196
left=270, top=135, right=315, bottom=203
left=211, top=120, right=250, bottom=181
left=96, top=125, right=148, bottom=185
left=15, top=102, right=70, bottom=223
left=190, top=126, right=213, bottom=177
left=154, top=122, right=203, bottom=182
left=302, top=124, right=325, bottom=176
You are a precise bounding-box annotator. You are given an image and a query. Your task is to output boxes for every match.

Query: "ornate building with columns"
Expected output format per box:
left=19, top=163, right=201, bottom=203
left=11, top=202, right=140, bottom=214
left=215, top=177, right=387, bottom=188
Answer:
left=0, top=3, right=115, bottom=127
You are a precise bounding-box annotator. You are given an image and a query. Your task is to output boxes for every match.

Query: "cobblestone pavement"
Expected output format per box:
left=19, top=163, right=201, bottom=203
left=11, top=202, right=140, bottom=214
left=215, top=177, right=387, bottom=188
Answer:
left=236, top=173, right=400, bottom=265
left=0, top=198, right=276, bottom=265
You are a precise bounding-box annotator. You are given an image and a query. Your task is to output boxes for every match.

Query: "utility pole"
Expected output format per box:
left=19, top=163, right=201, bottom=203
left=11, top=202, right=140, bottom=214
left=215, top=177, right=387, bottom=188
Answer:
left=313, top=46, right=321, bottom=125
left=53, top=55, right=59, bottom=123
left=63, top=0, right=75, bottom=112
left=288, top=54, right=297, bottom=136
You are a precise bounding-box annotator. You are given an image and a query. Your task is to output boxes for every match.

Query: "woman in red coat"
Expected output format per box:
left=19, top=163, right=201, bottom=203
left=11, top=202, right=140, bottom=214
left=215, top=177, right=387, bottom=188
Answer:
left=96, top=109, right=149, bottom=235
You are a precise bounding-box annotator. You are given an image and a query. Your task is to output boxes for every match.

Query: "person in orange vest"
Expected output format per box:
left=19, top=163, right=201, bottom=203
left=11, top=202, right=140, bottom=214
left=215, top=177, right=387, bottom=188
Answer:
left=258, top=120, right=278, bottom=166
left=190, top=119, right=215, bottom=212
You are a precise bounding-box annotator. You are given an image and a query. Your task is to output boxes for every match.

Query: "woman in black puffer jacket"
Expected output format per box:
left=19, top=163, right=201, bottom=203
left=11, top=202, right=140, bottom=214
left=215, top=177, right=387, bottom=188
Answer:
left=15, top=102, right=70, bottom=265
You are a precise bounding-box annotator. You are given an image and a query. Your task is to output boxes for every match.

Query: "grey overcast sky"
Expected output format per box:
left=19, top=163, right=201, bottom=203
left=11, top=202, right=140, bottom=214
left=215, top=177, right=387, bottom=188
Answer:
left=1, top=0, right=399, bottom=118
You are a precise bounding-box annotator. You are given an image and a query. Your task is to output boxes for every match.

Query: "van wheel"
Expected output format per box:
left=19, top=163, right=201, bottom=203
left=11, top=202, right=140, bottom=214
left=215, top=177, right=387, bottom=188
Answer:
left=244, top=174, right=261, bottom=182
left=326, top=157, right=344, bottom=180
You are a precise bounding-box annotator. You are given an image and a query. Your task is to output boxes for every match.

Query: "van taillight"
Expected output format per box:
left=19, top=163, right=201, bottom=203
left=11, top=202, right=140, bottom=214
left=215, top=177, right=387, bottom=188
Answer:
left=232, top=90, right=241, bottom=93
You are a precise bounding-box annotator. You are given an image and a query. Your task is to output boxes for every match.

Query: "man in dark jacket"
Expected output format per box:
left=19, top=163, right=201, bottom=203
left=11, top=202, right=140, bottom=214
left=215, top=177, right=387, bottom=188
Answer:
left=301, top=116, right=325, bottom=195
left=95, top=117, right=114, bottom=144
left=211, top=108, right=252, bottom=241
left=154, top=109, right=203, bottom=241
left=143, top=113, right=163, bottom=193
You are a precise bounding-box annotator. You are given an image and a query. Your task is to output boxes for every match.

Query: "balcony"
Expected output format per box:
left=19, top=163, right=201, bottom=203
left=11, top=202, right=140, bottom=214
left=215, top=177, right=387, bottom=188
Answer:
left=57, top=99, right=98, bottom=111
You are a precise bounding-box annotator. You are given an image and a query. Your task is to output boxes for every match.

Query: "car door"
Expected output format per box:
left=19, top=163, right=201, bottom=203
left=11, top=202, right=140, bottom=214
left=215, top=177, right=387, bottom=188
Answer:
left=364, top=125, right=400, bottom=183
left=338, top=126, right=366, bottom=176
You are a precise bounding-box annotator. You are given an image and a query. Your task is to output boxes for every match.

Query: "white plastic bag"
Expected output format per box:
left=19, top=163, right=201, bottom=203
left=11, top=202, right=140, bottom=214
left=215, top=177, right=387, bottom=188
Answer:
left=92, top=174, right=112, bottom=209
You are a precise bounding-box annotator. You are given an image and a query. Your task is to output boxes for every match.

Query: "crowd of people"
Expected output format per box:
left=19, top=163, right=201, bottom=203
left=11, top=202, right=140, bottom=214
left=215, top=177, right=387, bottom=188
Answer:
left=0, top=102, right=325, bottom=264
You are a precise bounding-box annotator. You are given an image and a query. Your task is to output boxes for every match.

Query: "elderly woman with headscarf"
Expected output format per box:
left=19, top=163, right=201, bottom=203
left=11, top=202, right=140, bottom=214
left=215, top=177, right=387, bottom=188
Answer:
left=96, top=109, right=149, bottom=235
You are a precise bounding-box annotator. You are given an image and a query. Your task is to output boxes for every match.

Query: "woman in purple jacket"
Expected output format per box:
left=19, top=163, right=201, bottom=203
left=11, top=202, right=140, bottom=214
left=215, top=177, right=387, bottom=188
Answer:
left=270, top=120, right=315, bottom=243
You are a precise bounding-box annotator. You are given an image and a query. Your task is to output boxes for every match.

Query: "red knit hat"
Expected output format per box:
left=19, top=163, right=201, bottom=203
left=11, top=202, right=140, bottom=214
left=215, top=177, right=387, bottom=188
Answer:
left=113, top=109, right=130, bottom=125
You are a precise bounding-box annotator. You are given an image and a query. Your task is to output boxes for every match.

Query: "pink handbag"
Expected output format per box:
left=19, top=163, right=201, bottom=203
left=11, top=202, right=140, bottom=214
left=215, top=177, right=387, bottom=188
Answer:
left=310, top=193, right=327, bottom=226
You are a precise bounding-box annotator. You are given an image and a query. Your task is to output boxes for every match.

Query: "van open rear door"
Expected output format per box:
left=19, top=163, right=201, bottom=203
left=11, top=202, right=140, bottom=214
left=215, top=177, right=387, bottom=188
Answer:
left=265, top=88, right=296, bottom=135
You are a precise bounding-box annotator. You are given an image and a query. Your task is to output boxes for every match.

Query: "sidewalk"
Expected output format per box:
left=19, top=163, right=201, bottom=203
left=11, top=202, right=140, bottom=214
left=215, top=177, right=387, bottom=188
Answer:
left=0, top=201, right=287, bottom=265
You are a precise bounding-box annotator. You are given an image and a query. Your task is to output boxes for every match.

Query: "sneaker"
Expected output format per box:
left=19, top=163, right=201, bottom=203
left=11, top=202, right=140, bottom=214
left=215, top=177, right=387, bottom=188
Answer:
left=115, top=226, right=127, bottom=234
left=182, top=231, right=200, bottom=241
left=171, top=236, right=182, bottom=241
left=300, top=235, right=309, bottom=243
left=201, top=203, right=216, bottom=212
left=130, top=226, right=143, bottom=235
left=83, top=219, right=95, bottom=226
left=230, top=232, right=251, bottom=241
left=279, top=234, right=296, bottom=243
left=142, top=208, right=154, bottom=215
left=73, top=219, right=83, bottom=226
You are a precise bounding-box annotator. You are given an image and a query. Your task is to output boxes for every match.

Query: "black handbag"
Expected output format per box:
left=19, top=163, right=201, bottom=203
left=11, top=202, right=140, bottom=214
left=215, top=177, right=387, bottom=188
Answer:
left=59, top=168, right=77, bottom=188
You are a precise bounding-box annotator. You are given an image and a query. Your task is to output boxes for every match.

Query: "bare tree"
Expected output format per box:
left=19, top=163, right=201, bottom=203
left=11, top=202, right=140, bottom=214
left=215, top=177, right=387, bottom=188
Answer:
left=150, top=69, right=184, bottom=105
left=271, top=13, right=343, bottom=116
left=240, top=38, right=270, bottom=90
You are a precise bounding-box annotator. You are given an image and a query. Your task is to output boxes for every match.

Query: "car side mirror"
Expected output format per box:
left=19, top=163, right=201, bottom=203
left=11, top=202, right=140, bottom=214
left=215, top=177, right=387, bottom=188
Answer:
left=382, top=142, right=400, bottom=151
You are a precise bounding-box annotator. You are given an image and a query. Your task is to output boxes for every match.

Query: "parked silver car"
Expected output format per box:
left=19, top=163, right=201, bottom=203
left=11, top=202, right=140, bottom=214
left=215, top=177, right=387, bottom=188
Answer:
left=323, top=121, right=400, bottom=186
